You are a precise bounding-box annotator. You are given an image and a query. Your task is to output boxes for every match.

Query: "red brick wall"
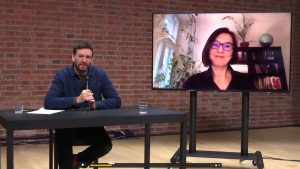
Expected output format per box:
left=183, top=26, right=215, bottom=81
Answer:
left=0, top=0, right=299, bottom=138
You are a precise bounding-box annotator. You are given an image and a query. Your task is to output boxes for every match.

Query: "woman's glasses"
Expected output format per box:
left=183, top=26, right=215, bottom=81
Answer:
left=211, top=41, right=234, bottom=51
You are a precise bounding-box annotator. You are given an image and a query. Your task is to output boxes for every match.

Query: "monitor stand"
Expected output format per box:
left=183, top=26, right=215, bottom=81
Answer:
left=171, top=91, right=264, bottom=169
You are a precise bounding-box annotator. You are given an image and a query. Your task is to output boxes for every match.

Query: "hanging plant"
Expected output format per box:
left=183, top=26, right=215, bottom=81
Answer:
left=169, top=14, right=197, bottom=88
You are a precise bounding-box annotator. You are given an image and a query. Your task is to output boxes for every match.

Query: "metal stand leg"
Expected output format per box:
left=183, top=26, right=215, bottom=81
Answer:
left=241, top=92, right=249, bottom=157
left=171, top=91, right=265, bottom=169
left=189, top=91, right=197, bottom=153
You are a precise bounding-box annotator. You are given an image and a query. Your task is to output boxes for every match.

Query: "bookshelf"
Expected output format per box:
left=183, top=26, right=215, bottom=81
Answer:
left=237, top=47, right=288, bottom=91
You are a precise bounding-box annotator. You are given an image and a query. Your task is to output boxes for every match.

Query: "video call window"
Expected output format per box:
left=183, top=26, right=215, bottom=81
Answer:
left=152, top=12, right=291, bottom=92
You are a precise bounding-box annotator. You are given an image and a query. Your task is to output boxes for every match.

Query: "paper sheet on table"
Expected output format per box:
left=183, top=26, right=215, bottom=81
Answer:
left=27, top=107, right=64, bottom=114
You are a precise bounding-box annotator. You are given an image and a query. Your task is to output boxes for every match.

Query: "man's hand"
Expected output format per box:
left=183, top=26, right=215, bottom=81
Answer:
left=76, top=89, right=95, bottom=103
left=76, top=89, right=97, bottom=109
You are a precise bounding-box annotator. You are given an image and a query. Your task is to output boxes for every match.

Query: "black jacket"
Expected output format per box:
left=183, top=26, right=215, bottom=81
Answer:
left=182, top=66, right=254, bottom=91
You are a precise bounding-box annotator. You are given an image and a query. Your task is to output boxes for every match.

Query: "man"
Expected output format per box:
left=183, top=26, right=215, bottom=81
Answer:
left=44, top=40, right=121, bottom=169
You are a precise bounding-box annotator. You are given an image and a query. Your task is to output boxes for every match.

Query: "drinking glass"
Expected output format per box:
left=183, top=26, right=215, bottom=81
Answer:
left=138, top=102, right=148, bottom=115
left=14, top=101, right=24, bottom=114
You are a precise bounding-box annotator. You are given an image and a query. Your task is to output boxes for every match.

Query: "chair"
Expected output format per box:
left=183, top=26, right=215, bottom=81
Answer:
left=49, top=129, right=98, bottom=169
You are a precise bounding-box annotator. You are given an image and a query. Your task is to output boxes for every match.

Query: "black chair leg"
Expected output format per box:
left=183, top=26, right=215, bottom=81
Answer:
left=51, top=129, right=99, bottom=169
left=54, top=141, right=58, bottom=169
left=93, top=159, right=99, bottom=169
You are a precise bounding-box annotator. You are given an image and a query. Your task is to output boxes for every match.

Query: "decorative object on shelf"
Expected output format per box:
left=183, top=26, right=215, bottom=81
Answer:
left=223, top=13, right=254, bottom=47
left=240, top=41, right=250, bottom=47
left=259, top=33, right=273, bottom=47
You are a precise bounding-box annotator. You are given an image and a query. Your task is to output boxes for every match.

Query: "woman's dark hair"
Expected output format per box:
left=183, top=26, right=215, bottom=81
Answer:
left=202, top=27, right=238, bottom=67
left=72, top=40, right=94, bottom=56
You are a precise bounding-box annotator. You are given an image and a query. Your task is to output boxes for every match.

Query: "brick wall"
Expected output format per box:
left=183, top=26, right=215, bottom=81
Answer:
left=0, top=0, right=299, bottom=138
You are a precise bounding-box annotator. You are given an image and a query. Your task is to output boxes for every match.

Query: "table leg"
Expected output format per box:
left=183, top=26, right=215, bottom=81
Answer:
left=144, top=124, right=150, bottom=169
left=49, top=129, right=54, bottom=169
left=0, top=138, right=1, bottom=168
left=180, top=121, right=187, bottom=169
left=6, top=129, right=14, bottom=169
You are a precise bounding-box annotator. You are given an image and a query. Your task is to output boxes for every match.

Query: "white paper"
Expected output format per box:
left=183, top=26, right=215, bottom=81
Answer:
left=26, top=107, right=64, bottom=114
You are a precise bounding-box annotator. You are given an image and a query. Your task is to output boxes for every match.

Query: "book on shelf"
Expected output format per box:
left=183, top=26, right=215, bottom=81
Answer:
left=254, top=63, right=279, bottom=75
left=255, top=76, right=282, bottom=90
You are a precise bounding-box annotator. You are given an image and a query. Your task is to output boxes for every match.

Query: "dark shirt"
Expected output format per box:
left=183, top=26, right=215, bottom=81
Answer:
left=44, top=65, right=121, bottom=110
left=182, top=66, right=254, bottom=91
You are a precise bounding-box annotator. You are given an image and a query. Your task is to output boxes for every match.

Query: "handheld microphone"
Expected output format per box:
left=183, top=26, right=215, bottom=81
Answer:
left=85, top=76, right=89, bottom=89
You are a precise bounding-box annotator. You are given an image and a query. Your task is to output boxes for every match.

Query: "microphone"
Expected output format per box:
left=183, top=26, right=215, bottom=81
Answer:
left=85, top=76, right=89, bottom=89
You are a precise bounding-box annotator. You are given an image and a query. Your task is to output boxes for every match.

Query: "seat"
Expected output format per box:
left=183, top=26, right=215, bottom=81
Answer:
left=49, top=129, right=98, bottom=169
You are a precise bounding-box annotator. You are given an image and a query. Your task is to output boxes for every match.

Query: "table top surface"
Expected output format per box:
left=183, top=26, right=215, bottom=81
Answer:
left=0, top=107, right=187, bottom=130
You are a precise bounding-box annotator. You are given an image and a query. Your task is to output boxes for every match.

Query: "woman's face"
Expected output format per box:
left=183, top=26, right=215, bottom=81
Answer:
left=209, top=33, right=234, bottom=68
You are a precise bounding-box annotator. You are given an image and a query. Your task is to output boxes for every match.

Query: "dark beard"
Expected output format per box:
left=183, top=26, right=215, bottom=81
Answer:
left=73, top=64, right=88, bottom=76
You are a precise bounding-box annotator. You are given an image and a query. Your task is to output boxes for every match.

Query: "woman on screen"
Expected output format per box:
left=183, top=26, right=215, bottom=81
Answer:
left=183, top=27, right=254, bottom=91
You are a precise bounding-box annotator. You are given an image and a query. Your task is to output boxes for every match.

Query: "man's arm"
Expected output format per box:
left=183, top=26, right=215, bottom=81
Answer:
left=94, top=71, right=121, bottom=109
left=44, top=73, right=77, bottom=110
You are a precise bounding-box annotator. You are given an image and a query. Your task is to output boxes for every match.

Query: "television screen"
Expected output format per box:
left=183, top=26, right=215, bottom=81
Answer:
left=152, top=12, right=291, bottom=92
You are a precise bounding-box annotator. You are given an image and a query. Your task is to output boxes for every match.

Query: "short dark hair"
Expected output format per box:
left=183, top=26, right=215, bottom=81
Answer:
left=202, top=27, right=238, bottom=67
left=72, top=40, right=94, bottom=56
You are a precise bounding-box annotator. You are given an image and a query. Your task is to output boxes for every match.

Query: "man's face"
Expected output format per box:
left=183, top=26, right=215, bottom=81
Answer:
left=72, top=48, right=93, bottom=73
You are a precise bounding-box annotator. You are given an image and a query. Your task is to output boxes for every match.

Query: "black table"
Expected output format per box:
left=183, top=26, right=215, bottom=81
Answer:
left=0, top=107, right=187, bottom=169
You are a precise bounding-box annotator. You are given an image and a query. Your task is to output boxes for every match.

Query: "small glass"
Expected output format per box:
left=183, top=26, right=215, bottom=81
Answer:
left=14, top=101, right=24, bottom=114
left=138, top=102, right=148, bottom=115
left=83, top=106, right=90, bottom=113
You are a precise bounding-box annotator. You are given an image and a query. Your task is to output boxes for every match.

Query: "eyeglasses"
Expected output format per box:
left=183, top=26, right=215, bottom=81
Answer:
left=211, top=41, right=234, bottom=51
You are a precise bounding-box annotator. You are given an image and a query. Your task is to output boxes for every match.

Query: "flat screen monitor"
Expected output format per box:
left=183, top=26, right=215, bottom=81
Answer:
left=152, top=12, right=291, bottom=92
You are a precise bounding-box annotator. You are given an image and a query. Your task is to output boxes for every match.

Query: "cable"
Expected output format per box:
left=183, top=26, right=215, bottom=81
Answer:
left=263, top=156, right=300, bottom=162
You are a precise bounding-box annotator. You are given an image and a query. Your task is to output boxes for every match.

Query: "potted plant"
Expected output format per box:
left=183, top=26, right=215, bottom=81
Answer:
left=223, top=13, right=254, bottom=47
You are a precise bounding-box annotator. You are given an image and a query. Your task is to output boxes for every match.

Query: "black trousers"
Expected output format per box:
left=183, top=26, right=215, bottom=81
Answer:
left=55, top=127, right=112, bottom=169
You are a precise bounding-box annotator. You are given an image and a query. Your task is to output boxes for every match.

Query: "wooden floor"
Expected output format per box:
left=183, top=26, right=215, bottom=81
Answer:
left=1, top=127, right=299, bottom=169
